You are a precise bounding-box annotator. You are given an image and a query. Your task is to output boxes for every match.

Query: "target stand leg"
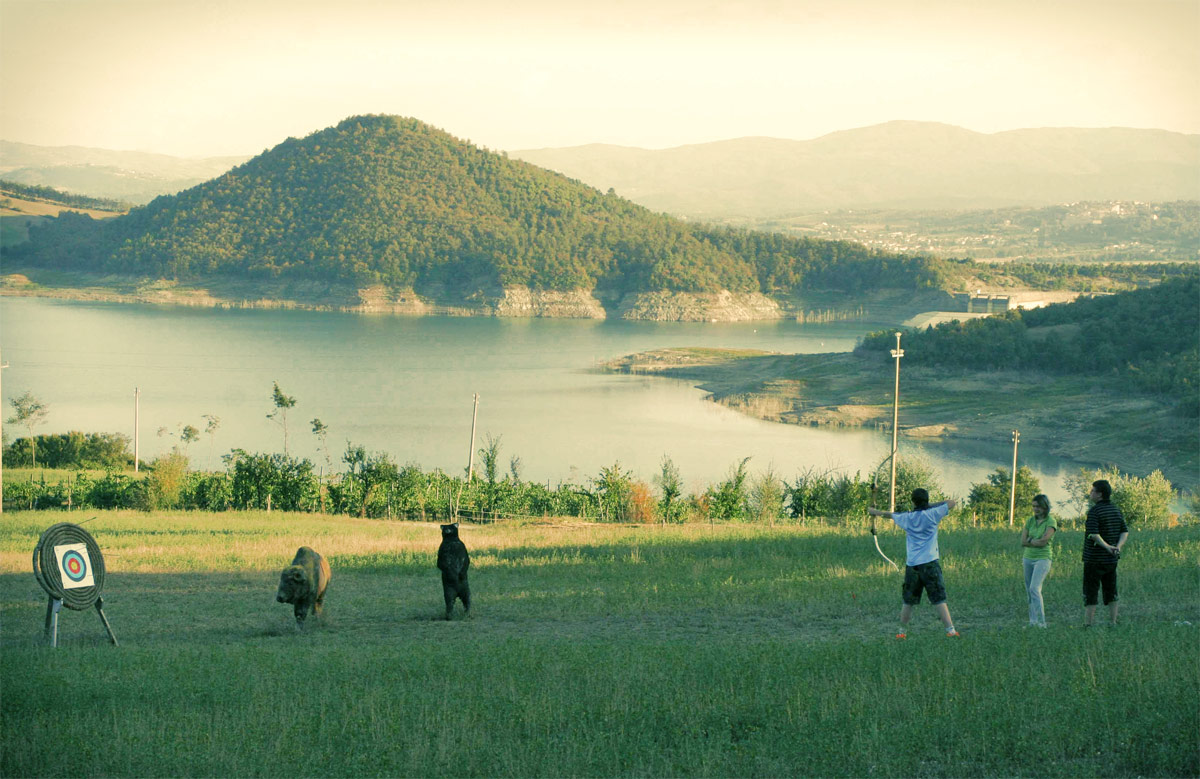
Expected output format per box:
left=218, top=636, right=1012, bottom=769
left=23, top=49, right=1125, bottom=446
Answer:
left=44, top=597, right=62, bottom=648
left=94, top=597, right=118, bottom=646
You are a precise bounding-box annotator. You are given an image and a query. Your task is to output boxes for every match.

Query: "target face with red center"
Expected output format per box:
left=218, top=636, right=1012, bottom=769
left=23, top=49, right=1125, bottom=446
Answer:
left=53, top=543, right=95, bottom=589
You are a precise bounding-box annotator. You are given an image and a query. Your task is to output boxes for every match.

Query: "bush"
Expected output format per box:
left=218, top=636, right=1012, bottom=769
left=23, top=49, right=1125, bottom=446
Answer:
left=707, top=457, right=752, bottom=522
left=333, top=445, right=398, bottom=518
left=593, top=462, right=636, bottom=522
left=887, top=456, right=948, bottom=512
left=2, top=431, right=133, bottom=469
left=749, top=467, right=786, bottom=525
left=184, top=472, right=233, bottom=511
left=228, top=450, right=319, bottom=512
left=141, top=452, right=190, bottom=510
left=786, top=468, right=870, bottom=525
left=628, top=480, right=657, bottom=524
left=1063, top=467, right=1177, bottom=528
left=79, top=471, right=140, bottom=509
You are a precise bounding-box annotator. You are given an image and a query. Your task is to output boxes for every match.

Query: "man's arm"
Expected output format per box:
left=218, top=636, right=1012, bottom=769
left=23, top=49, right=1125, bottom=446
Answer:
left=869, top=499, right=957, bottom=518
left=1087, top=531, right=1125, bottom=555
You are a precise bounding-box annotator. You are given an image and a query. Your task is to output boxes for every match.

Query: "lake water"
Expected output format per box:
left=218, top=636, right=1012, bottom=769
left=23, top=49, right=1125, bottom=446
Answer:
left=1, top=296, right=1082, bottom=507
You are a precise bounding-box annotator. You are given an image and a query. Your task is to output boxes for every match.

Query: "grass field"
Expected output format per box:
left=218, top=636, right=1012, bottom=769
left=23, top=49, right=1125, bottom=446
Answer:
left=1, top=510, right=1197, bottom=777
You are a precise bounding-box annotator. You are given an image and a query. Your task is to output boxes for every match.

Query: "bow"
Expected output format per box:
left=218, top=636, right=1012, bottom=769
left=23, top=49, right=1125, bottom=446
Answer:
left=869, top=472, right=899, bottom=571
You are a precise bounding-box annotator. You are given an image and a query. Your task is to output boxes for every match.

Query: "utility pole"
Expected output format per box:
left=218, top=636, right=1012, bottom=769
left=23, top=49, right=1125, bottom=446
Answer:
left=0, top=350, right=8, bottom=514
left=889, top=332, right=904, bottom=511
left=466, top=393, right=479, bottom=482
left=134, top=387, right=140, bottom=473
left=1008, top=429, right=1020, bottom=526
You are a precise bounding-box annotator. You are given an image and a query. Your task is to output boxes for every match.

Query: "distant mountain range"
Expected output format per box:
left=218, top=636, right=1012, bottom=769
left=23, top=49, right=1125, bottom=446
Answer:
left=4, top=122, right=1196, bottom=217
left=8, top=115, right=961, bottom=319
left=0, top=140, right=248, bottom=205
left=512, top=122, right=1200, bottom=218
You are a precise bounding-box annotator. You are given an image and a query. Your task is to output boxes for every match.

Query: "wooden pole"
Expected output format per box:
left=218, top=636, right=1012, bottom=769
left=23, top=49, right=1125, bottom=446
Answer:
left=1008, top=429, right=1020, bottom=526
left=889, top=332, right=904, bottom=511
left=134, top=387, right=140, bottom=473
left=0, top=349, right=8, bottom=513
left=466, top=393, right=479, bottom=482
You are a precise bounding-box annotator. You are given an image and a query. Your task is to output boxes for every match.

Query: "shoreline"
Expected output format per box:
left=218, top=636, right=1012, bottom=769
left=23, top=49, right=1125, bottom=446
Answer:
left=602, top=348, right=1198, bottom=493
left=0, top=269, right=941, bottom=323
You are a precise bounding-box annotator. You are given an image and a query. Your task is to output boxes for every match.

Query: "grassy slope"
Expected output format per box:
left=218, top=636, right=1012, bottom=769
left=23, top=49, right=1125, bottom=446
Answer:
left=604, top=348, right=1198, bottom=493
left=1, top=510, right=1196, bottom=777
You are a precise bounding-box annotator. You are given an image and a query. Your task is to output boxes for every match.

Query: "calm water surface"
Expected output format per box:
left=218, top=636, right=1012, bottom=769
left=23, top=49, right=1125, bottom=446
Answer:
left=1, top=297, right=1080, bottom=505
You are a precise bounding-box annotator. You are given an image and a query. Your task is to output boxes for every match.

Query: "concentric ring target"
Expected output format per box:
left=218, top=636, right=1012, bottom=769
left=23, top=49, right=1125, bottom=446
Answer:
left=62, top=550, right=88, bottom=582
left=33, top=523, right=106, bottom=610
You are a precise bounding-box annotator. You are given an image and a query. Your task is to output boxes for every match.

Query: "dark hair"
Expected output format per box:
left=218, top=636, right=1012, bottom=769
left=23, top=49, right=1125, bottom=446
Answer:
left=1032, top=494, right=1050, bottom=513
left=911, top=488, right=930, bottom=509
left=1092, top=480, right=1112, bottom=501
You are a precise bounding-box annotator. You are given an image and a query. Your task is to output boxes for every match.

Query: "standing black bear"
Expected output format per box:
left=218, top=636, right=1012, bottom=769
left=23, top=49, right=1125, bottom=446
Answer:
left=276, top=546, right=331, bottom=627
left=436, top=523, right=470, bottom=619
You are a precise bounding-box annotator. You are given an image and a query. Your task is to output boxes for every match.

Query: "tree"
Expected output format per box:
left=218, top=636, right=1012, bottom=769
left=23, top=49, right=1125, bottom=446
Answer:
left=202, top=414, right=221, bottom=468
left=267, top=382, right=297, bottom=454
left=967, top=466, right=1042, bottom=524
left=1062, top=469, right=1095, bottom=519
left=180, top=424, right=200, bottom=453
left=310, top=418, right=331, bottom=472
left=1110, top=470, right=1175, bottom=526
left=310, top=418, right=331, bottom=513
left=874, top=455, right=945, bottom=513
left=708, top=457, right=752, bottom=522
left=341, top=444, right=399, bottom=518
left=594, top=462, right=635, bottom=522
left=1067, top=467, right=1176, bottom=527
left=655, top=455, right=683, bottom=525
left=7, top=391, right=48, bottom=467
left=477, top=434, right=503, bottom=515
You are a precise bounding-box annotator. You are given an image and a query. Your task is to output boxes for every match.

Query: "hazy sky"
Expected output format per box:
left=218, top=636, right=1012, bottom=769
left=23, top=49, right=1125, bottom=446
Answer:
left=1, top=0, right=1197, bottom=157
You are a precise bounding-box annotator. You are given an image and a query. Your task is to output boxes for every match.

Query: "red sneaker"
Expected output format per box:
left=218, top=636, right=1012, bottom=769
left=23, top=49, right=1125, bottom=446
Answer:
left=895, top=632, right=907, bottom=640
left=946, top=629, right=961, bottom=637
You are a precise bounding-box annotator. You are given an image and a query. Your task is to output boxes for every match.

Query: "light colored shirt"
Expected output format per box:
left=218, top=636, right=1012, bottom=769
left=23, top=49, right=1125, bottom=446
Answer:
left=890, top=503, right=950, bottom=566
left=1023, top=514, right=1057, bottom=560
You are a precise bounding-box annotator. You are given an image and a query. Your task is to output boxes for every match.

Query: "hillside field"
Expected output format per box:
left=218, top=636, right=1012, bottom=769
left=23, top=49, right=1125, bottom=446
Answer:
left=1, top=510, right=1197, bottom=777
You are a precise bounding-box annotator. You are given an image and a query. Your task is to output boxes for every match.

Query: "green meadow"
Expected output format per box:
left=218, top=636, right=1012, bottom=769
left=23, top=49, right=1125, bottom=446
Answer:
left=1, top=510, right=1197, bottom=777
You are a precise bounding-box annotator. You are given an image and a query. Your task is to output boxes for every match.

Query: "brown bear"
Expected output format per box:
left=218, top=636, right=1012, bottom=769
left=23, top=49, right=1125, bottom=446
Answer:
left=276, top=546, right=331, bottom=627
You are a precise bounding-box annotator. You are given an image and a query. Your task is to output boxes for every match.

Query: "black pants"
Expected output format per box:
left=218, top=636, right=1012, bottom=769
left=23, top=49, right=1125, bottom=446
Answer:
left=1083, top=561, right=1119, bottom=606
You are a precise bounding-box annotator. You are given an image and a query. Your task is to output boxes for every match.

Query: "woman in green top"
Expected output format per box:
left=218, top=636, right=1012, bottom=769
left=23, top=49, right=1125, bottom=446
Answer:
left=1020, top=494, right=1057, bottom=627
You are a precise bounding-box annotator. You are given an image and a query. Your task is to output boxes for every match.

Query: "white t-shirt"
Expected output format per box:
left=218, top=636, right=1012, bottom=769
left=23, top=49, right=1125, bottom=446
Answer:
left=890, top=503, right=950, bottom=566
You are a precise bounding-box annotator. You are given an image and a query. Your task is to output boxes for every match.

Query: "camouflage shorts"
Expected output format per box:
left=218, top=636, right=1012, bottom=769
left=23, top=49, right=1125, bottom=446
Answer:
left=902, top=559, right=947, bottom=606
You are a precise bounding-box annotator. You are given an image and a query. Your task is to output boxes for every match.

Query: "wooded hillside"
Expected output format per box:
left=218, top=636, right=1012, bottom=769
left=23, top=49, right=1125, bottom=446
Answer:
left=857, top=275, right=1200, bottom=408
left=9, top=115, right=948, bottom=302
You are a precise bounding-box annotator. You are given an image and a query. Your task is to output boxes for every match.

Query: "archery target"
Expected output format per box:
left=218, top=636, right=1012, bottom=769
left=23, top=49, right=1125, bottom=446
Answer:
left=54, top=543, right=95, bottom=589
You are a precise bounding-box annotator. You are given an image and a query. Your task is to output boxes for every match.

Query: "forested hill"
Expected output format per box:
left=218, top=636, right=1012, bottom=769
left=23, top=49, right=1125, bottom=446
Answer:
left=10, top=115, right=947, bottom=302
left=858, top=275, right=1200, bottom=408
left=0, top=180, right=128, bottom=212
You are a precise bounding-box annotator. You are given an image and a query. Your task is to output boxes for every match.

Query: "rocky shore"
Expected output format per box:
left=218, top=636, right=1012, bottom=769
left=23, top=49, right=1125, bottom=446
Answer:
left=1, top=272, right=791, bottom=322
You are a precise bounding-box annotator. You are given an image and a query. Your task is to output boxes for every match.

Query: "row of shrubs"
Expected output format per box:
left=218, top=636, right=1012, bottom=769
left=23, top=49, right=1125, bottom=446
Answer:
left=2, top=431, right=135, bottom=470
left=3, top=441, right=1186, bottom=528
